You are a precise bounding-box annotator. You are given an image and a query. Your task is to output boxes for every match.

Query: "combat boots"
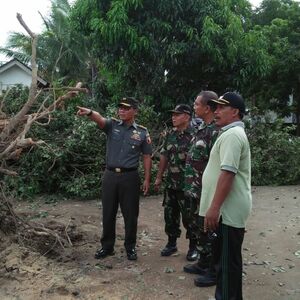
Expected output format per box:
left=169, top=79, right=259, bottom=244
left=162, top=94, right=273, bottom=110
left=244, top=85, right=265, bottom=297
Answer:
left=194, top=271, right=217, bottom=287
left=186, top=239, right=199, bottom=261
left=184, top=253, right=210, bottom=274
left=161, top=236, right=178, bottom=256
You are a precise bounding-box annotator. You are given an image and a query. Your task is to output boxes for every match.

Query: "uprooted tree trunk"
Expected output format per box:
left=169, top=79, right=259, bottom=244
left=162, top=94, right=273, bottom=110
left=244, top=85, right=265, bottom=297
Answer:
left=0, top=185, right=82, bottom=256
left=0, top=14, right=87, bottom=255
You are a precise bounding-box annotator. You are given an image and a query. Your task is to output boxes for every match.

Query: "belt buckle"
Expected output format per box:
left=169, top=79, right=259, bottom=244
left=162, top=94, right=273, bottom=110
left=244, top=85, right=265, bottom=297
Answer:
left=115, top=168, right=121, bottom=173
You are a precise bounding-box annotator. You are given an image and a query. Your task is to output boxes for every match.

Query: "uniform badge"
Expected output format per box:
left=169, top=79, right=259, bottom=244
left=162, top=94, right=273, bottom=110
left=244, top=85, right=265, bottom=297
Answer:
left=131, top=133, right=141, bottom=141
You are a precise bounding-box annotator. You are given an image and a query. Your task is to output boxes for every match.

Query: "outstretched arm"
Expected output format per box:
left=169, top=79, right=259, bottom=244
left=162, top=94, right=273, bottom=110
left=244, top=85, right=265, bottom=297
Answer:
left=77, top=106, right=106, bottom=129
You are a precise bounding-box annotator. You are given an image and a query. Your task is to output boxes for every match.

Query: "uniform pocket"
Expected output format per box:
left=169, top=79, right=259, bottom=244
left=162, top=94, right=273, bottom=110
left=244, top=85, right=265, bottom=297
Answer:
left=112, top=131, right=122, bottom=140
left=128, top=139, right=141, bottom=151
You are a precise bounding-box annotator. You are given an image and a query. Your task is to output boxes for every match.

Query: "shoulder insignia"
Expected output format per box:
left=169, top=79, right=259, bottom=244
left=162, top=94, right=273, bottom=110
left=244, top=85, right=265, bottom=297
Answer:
left=111, top=117, right=119, bottom=121
left=136, top=124, right=147, bottom=130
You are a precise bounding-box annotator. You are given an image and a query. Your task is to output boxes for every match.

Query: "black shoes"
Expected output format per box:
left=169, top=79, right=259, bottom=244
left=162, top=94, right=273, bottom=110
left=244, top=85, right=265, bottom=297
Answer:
left=183, top=262, right=208, bottom=275
left=186, top=248, right=199, bottom=261
left=194, top=272, right=217, bottom=287
left=161, top=239, right=198, bottom=259
left=95, top=247, right=137, bottom=260
left=126, top=248, right=137, bottom=260
left=94, top=248, right=115, bottom=259
left=161, top=244, right=178, bottom=256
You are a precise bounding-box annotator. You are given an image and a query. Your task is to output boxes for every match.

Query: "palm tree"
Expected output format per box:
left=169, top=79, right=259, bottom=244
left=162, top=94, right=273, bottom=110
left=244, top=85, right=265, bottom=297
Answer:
left=0, top=0, right=93, bottom=84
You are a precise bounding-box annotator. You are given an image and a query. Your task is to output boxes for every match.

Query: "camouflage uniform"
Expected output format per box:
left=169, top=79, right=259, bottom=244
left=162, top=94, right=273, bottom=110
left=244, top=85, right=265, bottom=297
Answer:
left=184, top=122, right=218, bottom=260
left=161, top=126, right=194, bottom=239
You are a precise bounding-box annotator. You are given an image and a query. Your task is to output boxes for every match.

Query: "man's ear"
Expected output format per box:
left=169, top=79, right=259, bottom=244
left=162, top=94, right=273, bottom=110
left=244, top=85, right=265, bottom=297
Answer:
left=184, top=114, right=191, bottom=121
left=232, top=108, right=239, bottom=117
left=205, top=104, right=211, bottom=113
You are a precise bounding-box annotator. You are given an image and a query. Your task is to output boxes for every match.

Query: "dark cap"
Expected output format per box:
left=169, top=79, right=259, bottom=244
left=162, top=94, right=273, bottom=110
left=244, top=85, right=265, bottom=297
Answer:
left=169, top=104, right=192, bottom=115
left=208, top=92, right=245, bottom=114
left=118, top=97, right=139, bottom=109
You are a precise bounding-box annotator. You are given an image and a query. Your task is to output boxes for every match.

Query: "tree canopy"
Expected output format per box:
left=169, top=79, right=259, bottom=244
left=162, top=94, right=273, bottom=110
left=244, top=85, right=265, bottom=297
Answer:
left=250, top=0, right=300, bottom=134
left=71, top=0, right=272, bottom=110
left=1, top=0, right=300, bottom=132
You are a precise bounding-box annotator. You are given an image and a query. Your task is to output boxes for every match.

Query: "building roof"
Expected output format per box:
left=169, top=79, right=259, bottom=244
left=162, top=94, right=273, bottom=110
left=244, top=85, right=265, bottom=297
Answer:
left=0, top=58, right=48, bottom=86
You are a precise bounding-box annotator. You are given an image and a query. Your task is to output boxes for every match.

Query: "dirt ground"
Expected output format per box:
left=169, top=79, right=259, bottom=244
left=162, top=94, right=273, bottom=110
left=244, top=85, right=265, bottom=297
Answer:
left=0, top=185, right=299, bottom=300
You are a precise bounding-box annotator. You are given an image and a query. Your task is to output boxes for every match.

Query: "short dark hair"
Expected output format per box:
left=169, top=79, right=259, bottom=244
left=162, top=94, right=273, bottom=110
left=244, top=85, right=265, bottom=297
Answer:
left=197, top=91, right=218, bottom=105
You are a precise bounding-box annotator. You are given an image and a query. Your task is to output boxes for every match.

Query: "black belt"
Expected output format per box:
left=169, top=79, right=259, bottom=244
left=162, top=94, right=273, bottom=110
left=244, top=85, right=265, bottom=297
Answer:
left=106, top=167, right=138, bottom=173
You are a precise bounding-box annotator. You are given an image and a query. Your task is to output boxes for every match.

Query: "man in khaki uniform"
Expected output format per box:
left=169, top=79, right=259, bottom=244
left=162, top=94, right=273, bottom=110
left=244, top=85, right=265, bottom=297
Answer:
left=77, top=97, right=152, bottom=261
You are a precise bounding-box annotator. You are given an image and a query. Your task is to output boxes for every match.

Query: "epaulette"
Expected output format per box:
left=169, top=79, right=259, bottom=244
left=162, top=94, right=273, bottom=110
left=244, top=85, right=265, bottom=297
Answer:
left=136, top=124, right=148, bottom=131
left=111, top=117, right=120, bottom=121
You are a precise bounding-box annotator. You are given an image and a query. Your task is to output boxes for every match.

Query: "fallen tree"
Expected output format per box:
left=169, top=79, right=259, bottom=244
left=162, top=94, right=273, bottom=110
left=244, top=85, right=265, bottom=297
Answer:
left=0, top=14, right=87, bottom=255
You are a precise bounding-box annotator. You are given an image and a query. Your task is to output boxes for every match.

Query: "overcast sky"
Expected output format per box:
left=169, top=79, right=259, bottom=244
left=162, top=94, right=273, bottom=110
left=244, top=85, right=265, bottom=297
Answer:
left=0, top=0, right=51, bottom=48
left=0, top=0, right=263, bottom=62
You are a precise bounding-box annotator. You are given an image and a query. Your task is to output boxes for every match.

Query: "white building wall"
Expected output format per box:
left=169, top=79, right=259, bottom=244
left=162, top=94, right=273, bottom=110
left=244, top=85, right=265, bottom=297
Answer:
left=0, top=65, right=32, bottom=91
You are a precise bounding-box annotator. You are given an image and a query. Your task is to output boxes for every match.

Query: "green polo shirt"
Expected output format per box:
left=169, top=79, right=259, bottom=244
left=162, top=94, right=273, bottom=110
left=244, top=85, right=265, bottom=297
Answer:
left=199, top=121, right=252, bottom=228
left=103, top=118, right=152, bottom=169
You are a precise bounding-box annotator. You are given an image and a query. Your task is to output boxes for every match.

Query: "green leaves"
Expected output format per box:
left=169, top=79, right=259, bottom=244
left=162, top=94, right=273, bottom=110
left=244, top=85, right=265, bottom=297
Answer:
left=248, top=119, right=300, bottom=185
left=249, top=0, right=300, bottom=134
left=2, top=83, right=162, bottom=199
left=72, top=0, right=271, bottom=112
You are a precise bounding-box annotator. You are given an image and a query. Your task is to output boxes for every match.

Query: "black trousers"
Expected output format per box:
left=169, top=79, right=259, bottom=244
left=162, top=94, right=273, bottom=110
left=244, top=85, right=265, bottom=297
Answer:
left=100, top=169, right=140, bottom=250
left=213, top=223, right=245, bottom=300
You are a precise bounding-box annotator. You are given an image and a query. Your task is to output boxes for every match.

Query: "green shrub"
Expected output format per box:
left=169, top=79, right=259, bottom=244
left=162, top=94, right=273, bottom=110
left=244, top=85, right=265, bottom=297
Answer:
left=1, top=85, right=30, bottom=114
left=4, top=84, right=299, bottom=199
left=248, top=119, right=300, bottom=185
left=3, top=93, right=160, bottom=199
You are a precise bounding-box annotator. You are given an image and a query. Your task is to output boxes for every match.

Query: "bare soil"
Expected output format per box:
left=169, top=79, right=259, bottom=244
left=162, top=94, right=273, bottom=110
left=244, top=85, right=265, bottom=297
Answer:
left=0, top=186, right=299, bottom=300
